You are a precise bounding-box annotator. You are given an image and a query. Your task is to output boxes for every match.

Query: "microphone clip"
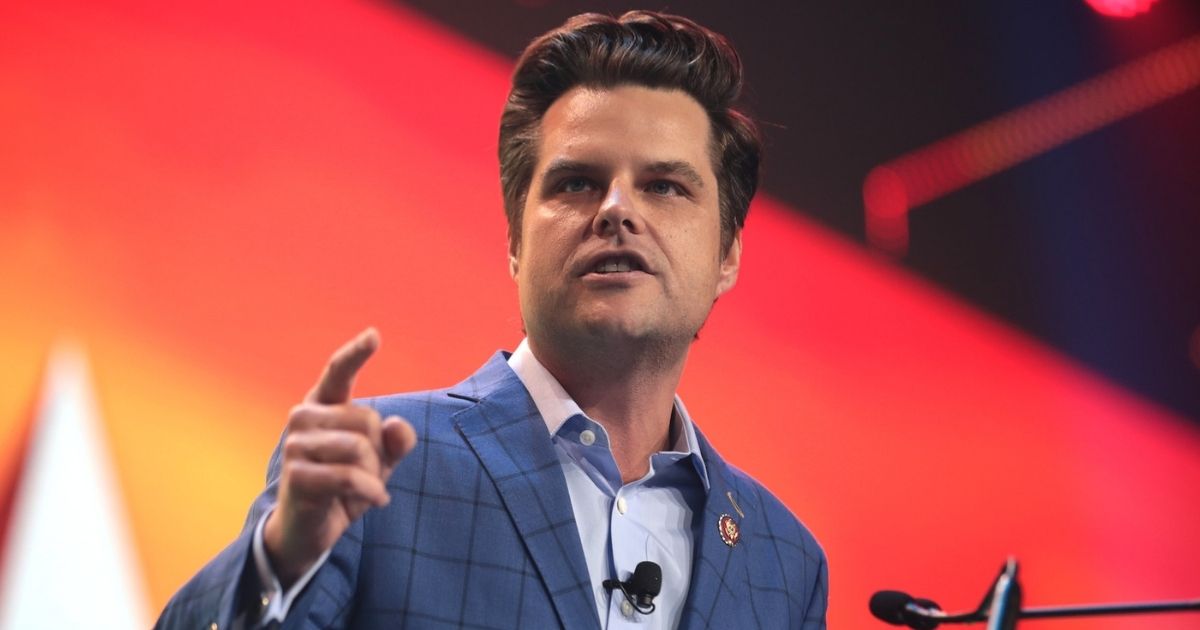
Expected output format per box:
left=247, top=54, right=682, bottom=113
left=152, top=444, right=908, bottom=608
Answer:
left=603, top=561, right=662, bottom=615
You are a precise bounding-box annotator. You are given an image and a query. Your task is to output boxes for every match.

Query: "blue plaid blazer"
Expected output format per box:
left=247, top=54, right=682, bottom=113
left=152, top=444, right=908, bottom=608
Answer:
left=156, top=352, right=827, bottom=629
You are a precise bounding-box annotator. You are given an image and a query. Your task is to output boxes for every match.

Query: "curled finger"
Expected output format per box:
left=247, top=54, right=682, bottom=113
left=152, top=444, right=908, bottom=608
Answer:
left=285, top=459, right=390, bottom=507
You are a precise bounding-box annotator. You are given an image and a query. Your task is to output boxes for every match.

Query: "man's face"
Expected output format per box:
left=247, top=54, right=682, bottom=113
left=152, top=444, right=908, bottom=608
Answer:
left=510, top=85, right=741, bottom=354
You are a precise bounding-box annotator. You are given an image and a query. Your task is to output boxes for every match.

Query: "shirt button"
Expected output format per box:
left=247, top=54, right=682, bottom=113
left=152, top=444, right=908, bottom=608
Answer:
left=580, top=429, right=596, bottom=446
left=616, top=496, right=628, bottom=514
left=620, top=599, right=635, bottom=617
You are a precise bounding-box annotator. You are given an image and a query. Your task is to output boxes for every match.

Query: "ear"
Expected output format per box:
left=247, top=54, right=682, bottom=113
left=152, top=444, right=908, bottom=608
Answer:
left=716, top=230, right=742, bottom=297
left=508, top=239, right=520, bottom=281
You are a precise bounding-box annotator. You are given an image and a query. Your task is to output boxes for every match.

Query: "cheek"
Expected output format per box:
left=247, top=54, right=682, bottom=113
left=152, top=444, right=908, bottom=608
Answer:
left=529, top=212, right=579, bottom=250
left=669, top=221, right=723, bottom=273
left=519, top=216, right=578, bottom=279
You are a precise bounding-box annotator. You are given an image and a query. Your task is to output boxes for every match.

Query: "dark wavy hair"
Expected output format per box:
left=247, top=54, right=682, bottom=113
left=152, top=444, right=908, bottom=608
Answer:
left=499, top=11, right=761, bottom=255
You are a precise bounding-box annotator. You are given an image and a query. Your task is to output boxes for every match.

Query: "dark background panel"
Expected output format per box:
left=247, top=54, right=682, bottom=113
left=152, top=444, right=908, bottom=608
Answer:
left=394, top=0, right=1200, bottom=421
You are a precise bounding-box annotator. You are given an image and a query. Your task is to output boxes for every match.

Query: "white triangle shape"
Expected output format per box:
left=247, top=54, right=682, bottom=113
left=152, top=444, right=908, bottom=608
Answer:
left=0, top=342, right=150, bottom=629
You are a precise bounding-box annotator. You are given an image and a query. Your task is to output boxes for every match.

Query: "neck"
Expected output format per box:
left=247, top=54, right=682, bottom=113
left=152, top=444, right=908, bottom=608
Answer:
left=529, top=336, right=687, bottom=484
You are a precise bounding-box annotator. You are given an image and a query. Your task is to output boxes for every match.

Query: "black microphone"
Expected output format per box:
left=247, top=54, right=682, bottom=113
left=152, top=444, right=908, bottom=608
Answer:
left=870, top=590, right=946, bottom=630
left=603, top=561, right=662, bottom=614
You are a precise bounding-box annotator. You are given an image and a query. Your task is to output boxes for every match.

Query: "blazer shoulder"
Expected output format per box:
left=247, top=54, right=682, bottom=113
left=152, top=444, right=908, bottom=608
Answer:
left=720, top=462, right=829, bottom=625
left=354, top=351, right=518, bottom=430
left=357, top=387, right=476, bottom=439
left=724, top=462, right=826, bottom=567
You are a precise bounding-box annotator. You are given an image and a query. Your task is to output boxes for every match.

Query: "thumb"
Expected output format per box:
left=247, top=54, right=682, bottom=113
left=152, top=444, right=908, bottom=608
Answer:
left=380, top=416, right=418, bottom=468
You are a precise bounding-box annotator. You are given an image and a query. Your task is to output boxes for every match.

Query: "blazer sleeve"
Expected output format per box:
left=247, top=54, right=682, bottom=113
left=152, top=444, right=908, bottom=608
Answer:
left=156, top=434, right=370, bottom=630
left=153, top=524, right=262, bottom=630
left=154, top=439, right=289, bottom=629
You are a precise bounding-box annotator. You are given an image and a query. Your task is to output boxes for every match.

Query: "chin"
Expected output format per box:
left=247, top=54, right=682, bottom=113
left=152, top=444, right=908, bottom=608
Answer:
left=579, top=315, right=650, bottom=340
left=582, top=315, right=702, bottom=349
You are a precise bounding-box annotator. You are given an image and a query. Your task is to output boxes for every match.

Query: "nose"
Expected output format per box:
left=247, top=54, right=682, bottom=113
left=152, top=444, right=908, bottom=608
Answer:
left=591, top=182, right=645, bottom=240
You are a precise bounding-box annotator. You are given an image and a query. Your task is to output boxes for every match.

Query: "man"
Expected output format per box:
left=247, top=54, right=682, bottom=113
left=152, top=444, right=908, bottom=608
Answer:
left=157, top=10, right=826, bottom=630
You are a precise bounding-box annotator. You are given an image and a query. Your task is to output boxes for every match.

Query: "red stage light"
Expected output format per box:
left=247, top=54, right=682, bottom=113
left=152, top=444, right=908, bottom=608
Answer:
left=1085, top=0, right=1159, bottom=18
left=863, top=32, right=1200, bottom=256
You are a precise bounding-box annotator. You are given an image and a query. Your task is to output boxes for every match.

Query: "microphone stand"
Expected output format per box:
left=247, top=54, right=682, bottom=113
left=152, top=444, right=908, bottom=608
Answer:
left=984, top=558, right=1020, bottom=630
left=1013, top=600, right=1200, bottom=621
left=877, top=557, right=1200, bottom=628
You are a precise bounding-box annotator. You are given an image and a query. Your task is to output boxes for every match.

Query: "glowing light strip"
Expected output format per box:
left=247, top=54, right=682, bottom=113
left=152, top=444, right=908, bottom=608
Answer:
left=0, top=344, right=149, bottom=630
left=864, top=33, right=1200, bottom=256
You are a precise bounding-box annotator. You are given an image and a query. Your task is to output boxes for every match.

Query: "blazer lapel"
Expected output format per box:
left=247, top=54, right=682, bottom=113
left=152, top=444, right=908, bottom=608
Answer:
left=449, top=354, right=600, bottom=630
left=681, top=431, right=752, bottom=630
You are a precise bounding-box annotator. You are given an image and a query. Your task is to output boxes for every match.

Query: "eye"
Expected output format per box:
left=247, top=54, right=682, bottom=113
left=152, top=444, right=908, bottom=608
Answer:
left=558, top=176, right=593, bottom=194
left=647, top=180, right=684, bottom=196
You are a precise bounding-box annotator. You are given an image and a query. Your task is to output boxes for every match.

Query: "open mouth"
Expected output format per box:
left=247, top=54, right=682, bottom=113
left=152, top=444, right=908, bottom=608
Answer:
left=589, top=255, right=646, bottom=274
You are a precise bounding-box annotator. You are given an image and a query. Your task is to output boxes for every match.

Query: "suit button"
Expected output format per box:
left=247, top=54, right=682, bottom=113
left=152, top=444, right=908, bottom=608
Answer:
left=210, top=623, right=218, bottom=630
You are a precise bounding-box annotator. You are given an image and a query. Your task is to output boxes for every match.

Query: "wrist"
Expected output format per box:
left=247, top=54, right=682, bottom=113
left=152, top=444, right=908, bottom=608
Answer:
left=262, top=510, right=313, bottom=589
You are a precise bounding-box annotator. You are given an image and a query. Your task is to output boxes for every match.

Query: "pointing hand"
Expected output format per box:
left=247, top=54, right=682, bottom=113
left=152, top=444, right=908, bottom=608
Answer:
left=263, top=328, right=417, bottom=587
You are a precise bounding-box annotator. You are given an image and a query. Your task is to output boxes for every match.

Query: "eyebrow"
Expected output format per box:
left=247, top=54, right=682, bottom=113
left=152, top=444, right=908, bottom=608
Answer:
left=539, top=159, right=707, bottom=189
left=541, top=159, right=593, bottom=183
left=646, top=160, right=706, bottom=190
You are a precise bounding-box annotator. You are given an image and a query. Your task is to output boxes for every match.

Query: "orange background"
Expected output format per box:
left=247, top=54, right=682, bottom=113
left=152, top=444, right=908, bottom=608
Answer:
left=2, top=1, right=1199, bottom=627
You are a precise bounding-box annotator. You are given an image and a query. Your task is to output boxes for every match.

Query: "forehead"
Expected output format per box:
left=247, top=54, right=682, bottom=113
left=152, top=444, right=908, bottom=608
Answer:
left=534, top=85, right=715, bottom=177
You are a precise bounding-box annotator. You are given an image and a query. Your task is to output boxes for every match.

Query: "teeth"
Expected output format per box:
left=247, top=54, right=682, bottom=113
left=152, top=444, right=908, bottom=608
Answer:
left=594, top=257, right=635, bottom=273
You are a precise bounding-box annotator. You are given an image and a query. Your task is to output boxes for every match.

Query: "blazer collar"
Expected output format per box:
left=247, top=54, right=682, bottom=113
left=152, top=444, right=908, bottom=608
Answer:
left=680, top=429, right=753, bottom=629
left=448, top=352, right=601, bottom=630
left=447, top=354, right=753, bottom=630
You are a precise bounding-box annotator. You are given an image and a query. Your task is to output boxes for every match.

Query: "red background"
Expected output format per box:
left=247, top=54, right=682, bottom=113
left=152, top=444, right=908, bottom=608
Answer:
left=2, top=1, right=1198, bottom=627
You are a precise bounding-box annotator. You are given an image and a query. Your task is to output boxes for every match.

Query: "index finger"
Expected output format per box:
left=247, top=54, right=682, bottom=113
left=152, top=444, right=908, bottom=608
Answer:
left=307, top=328, right=380, bottom=405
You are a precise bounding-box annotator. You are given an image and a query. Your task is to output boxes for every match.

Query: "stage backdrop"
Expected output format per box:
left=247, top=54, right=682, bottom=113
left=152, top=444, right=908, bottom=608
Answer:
left=2, top=1, right=1198, bottom=628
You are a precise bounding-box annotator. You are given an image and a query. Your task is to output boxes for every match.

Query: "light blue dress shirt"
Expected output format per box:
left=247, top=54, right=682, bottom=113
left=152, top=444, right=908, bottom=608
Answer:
left=508, top=340, right=709, bottom=629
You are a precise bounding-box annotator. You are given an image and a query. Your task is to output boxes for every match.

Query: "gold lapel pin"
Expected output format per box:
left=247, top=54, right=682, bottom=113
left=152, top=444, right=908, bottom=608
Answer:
left=717, top=513, right=741, bottom=547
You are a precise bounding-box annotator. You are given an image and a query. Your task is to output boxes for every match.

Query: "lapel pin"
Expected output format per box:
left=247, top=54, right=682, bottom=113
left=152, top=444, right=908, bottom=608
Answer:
left=726, top=490, right=745, bottom=518
left=717, top=513, right=741, bottom=547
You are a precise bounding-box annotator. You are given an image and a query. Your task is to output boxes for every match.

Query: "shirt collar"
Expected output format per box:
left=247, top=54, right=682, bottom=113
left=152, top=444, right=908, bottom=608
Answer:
left=508, top=338, right=710, bottom=491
